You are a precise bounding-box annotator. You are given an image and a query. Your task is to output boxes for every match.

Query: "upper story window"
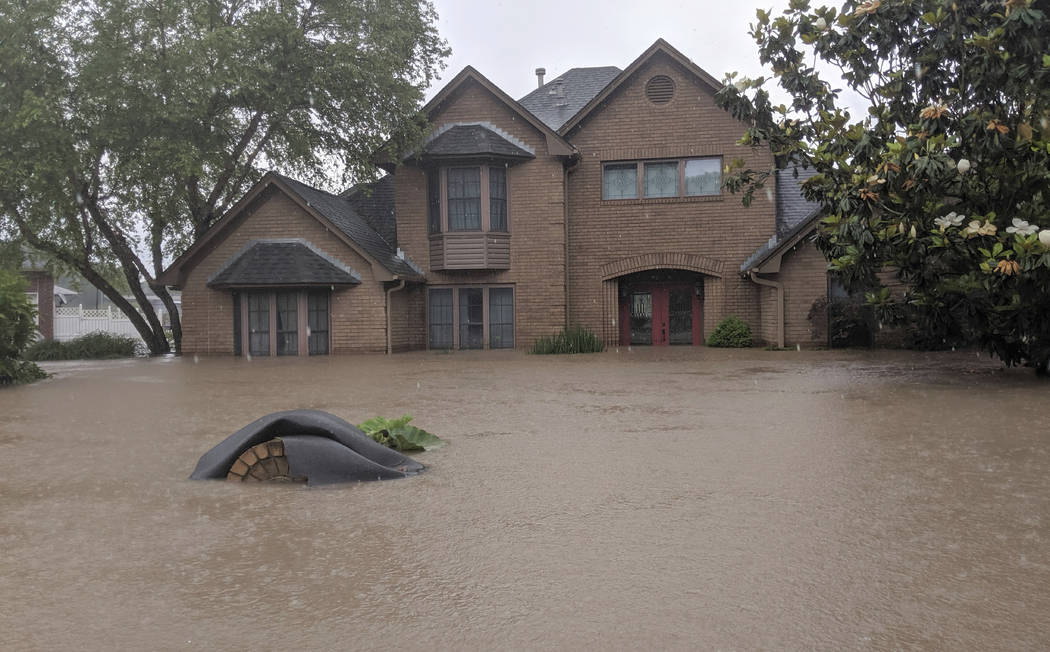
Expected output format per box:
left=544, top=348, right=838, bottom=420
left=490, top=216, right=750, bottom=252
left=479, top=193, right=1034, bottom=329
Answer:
left=428, top=165, right=510, bottom=233
left=602, top=157, right=722, bottom=200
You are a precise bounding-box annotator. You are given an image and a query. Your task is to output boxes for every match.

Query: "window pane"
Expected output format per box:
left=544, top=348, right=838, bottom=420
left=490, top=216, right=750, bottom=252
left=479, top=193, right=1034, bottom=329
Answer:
left=232, top=293, right=241, bottom=356
left=489, top=167, right=507, bottom=231
left=428, top=289, right=453, bottom=349
left=428, top=171, right=441, bottom=234
left=489, top=288, right=514, bottom=349
left=447, top=167, right=481, bottom=230
left=685, top=158, right=721, bottom=196
left=644, top=162, right=678, bottom=197
left=459, top=288, right=483, bottom=349
left=247, top=293, right=270, bottom=356
left=275, top=292, right=298, bottom=356
left=603, top=164, right=637, bottom=199
left=308, top=292, right=329, bottom=355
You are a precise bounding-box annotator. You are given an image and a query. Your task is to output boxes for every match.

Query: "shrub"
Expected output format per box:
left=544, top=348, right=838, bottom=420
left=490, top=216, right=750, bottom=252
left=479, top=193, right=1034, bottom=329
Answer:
left=0, top=270, right=46, bottom=384
left=706, top=316, right=752, bottom=348
left=23, top=331, right=140, bottom=361
left=357, top=415, right=445, bottom=452
left=529, top=325, right=605, bottom=354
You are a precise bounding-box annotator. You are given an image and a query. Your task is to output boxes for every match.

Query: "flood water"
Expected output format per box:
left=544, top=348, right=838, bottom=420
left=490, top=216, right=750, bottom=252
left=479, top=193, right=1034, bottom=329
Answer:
left=1, top=348, right=1047, bottom=650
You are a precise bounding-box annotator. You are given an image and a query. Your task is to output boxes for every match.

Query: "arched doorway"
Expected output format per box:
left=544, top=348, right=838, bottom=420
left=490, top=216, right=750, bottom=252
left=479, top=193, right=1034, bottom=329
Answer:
left=617, top=269, right=704, bottom=346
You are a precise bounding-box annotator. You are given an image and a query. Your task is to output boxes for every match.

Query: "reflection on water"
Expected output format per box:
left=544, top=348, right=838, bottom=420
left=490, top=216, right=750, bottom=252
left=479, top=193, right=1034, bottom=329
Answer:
left=1, top=349, right=1047, bottom=649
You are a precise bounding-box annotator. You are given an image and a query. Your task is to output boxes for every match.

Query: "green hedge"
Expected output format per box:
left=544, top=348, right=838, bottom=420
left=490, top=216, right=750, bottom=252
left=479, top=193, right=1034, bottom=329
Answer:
left=530, top=325, right=605, bottom=354
left=24, top=332, right=140, bottom=361
left=706, top=316, right=752, bottom=348
left=0, top=269, right=46, bottom=385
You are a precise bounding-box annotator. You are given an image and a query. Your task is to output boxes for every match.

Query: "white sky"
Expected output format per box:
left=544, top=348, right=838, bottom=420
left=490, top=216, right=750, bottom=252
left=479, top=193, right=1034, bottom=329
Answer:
left=427, top=0, right=865, bottom=116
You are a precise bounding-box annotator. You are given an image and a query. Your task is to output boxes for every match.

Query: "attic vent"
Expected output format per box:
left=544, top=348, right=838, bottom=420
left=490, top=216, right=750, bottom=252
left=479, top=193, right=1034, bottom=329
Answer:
left=645, top=75, right=675, bottom=105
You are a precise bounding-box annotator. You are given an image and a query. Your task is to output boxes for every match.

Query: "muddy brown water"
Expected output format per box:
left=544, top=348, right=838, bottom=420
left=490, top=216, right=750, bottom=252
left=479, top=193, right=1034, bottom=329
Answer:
left=1, top=349, right=1047, bottom=650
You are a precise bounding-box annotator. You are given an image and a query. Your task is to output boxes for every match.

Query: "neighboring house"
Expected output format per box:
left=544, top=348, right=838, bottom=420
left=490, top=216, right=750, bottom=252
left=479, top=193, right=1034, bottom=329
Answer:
left=19, top=254, right=55, bottom=341
left=160, top=39, right=831, bottom=357
left=56, top=276, right=182, bottom=327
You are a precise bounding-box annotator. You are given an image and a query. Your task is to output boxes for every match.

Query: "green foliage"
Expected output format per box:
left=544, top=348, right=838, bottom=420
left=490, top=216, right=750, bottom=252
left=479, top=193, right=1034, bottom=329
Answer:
left=23, top=332, right=140, bottom=361
left=0, top=269, right=47, bottom=384
left=718, top=0, right=1050, bottom=371
left=706, top=316, right=753, bottom=348
left=357, top=415, right=445, bottom=452
left=0, top=0, right=448, bottom=354
left=529, top=325, right=605, bottom=354
left=827, top=300, right=875, bottom=348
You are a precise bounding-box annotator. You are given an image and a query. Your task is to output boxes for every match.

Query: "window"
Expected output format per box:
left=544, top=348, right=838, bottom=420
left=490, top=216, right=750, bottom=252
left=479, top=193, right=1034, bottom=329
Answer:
left=428, top=171, right=441, bottom=234
left=684, top=158, right=721, bottom=196
left=428, top=289, right=454, bottom=349
left=489, top=167, right=507, bottom=232
left=603, top=163, right=638, bottom=199
left=307, top=292, right=329, bottom=355
left=459, top=288, right=483, bottom=349
left=603, top=157, right=721, bottom=200
left=489, top=288, right=514, bottom=348
left=247, top=293, right=270, bottom=356
left=430, top=166, right=509, bottom=233
left=447, top=167, right=481, bottom=231
left=644, top=162, right=678, bottom=197
left=275, top=292, right=298, bottom=356
left=428, top=286, right=514, bottom=350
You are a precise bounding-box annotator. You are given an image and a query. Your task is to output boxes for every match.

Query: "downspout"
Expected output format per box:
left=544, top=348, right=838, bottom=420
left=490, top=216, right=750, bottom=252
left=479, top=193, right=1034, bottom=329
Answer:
left=563, top=165, right=570, bottom=328
left=749, top=270, right=784, bottom=349
left=386, top=279, right=406, bottom=355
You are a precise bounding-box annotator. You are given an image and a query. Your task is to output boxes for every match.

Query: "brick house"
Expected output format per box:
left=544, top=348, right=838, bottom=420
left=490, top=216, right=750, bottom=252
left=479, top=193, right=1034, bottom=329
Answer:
left=161, top=39, right=829, bottom=356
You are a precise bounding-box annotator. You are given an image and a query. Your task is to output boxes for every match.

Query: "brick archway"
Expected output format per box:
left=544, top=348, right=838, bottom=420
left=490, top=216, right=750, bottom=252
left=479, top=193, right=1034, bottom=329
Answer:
left=599, top=252, right=725, bottom=281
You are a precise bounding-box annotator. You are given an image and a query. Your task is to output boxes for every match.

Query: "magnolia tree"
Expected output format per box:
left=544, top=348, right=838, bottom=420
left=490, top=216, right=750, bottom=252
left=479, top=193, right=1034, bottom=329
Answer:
left=0, top=0, right=447, bottom=354
left=717, top=0, right=1050, bottom=371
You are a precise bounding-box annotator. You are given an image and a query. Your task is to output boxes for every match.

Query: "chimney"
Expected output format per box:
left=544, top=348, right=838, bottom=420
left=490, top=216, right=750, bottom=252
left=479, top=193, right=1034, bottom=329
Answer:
left=535, top=67, right=546, bottom=88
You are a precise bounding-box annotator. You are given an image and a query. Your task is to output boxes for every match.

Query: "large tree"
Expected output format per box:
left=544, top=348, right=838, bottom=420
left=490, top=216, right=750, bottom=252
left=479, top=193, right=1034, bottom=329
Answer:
left=0, top=0, right=447, bottom=353
left=717, top=0, right=1050, bottom=371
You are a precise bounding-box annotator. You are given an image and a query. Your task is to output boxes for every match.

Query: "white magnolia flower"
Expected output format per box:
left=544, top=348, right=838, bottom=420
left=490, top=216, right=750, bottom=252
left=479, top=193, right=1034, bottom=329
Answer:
left=956, top=158, right=971, bottom=174
left=1040, top=230, right=1050, bottom=247
left=814, top=17, right=827, bottom=30
left=934, top=211, right=966, bottom=230
left=1006, top=218, right=1038, bottom=236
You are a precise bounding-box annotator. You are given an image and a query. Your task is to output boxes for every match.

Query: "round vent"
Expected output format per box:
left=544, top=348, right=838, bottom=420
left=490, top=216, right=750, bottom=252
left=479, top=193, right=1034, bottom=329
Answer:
left=645, top=75, right=675, bottom=105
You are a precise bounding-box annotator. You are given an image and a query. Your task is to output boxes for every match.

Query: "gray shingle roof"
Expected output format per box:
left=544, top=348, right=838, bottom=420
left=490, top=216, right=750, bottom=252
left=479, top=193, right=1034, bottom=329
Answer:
left=343, top=175, right=397, bottom=248
left=518, top=66, right=622, bottom=131
left=775, top=165, right=821, bottom=237
left=422, top=124, right=535, bottom=159
left=207, top=241, right=361, bottom=288
left=740, top=167, right=823, bottom=273
left=274, top=174, right=422, bottom=279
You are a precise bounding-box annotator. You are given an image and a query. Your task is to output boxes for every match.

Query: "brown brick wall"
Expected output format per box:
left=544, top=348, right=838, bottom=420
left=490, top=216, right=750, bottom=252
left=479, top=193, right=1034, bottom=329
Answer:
left=180, top=189, right=392, bottom=354
left=389, top=283, right=426, bottom=352
left=22, top=271, right=54, bottom=340
left=776, top=240, right=829, bottom=346
left=562, top=54, right=777, bottom=343
left=394, top=78, right=567, bottom=348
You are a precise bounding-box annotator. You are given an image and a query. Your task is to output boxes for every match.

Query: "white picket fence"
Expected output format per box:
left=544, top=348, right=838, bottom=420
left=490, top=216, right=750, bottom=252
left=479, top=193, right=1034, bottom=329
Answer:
left=54, top=305, right=143, bottom=342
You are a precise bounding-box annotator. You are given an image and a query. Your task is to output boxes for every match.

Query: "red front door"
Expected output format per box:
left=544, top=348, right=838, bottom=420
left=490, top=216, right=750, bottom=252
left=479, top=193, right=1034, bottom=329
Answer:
left=619, top=283, right=702, bottom=346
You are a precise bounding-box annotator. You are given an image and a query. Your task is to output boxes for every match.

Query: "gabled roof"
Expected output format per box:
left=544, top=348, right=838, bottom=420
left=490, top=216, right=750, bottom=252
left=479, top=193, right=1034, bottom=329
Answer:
left=518, top=66, right=622, bottom=131
left=421, top=66, right=575, bottom=158
left=159, top=172, right=422, bottom=287
left=342, top=175, right=397, bottom=248
left=557, top=39, right=724, bottom=136
left=207, top=240, right=361, bottom=288
left=741, top=167, right=824, bottom=274
left=420, top=124, right=535, bottom=160
left=272, top=174, right=420, bottom=279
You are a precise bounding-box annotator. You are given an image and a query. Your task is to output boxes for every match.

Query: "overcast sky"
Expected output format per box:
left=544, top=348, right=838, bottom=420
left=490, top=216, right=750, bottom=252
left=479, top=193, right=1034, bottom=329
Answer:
left=428, top=0, right=803, bottom=101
